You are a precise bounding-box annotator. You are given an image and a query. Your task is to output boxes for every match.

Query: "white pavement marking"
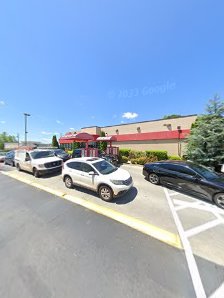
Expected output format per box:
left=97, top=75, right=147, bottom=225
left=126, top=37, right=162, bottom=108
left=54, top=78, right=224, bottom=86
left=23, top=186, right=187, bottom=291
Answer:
left=169, top=192, right=181, bottom=197
left=185, top=219, right=223, bottom=238
left=164, top=187, right=206, bottom=298
left=210, top=282, right=224, bottom=298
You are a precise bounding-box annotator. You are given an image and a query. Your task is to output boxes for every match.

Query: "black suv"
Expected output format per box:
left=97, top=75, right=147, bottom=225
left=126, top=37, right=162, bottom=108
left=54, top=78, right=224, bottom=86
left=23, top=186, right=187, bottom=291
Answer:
left=143, top=161, right=224, bottom=209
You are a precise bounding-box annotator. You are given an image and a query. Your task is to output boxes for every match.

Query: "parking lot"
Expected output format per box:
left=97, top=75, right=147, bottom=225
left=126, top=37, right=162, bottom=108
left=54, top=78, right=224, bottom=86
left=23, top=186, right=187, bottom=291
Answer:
left=1, top=162, right=224, bottom=297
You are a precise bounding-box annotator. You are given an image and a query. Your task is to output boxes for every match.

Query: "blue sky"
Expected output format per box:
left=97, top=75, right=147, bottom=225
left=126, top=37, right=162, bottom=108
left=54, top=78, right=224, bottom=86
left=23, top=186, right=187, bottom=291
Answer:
left=0, top=0, right=224, bottom=142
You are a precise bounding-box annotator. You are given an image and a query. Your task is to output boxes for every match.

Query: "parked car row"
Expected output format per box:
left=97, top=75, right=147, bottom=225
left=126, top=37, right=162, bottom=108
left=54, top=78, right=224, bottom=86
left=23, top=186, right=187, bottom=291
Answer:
left=3, top=148, right=224, bottom=209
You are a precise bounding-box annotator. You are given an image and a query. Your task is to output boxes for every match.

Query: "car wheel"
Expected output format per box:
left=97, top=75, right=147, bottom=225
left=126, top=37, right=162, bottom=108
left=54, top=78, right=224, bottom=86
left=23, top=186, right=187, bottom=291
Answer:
left=213, top=193, right=224, bottom=209
left=99, top=185, right=113, bottom=202
left=64, top=175, right=73, bottom=189
left=16, top=163, right=21, bottom=171
left=33, top=168, right=40, bottom=178
left=148, top=173, right=160, bottom=185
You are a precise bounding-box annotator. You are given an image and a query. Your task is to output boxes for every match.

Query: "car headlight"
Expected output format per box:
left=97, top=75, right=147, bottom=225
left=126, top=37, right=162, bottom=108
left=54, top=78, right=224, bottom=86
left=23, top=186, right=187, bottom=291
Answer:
left=38, top=164, right=45, bottom=168
left=110, top=180, right=124, bottom=185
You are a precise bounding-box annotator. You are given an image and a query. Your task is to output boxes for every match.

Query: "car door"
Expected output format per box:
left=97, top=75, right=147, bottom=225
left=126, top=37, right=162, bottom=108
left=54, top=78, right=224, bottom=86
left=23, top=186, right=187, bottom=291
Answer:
left=23, top=152, right=32, bottom=172
left=155, top=164, right=181, bottom=187
left=66, top=161, right=83, bottom=186
left=78, top=162, right=98, bottom=190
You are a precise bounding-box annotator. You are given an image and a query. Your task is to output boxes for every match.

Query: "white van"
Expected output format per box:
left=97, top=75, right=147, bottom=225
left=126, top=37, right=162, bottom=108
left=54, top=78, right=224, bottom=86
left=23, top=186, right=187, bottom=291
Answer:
left=15, top=149, right=62, bottom=177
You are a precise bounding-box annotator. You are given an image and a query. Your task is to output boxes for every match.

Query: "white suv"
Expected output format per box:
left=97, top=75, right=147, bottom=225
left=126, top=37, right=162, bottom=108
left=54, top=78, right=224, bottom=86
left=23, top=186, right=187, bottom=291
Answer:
left=62, top=157, right=133, bottom=201
left=15, top=149, right=62, bottom=177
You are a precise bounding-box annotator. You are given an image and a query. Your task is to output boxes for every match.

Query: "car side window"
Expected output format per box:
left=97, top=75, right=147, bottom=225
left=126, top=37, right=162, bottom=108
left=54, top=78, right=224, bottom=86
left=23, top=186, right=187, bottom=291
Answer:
left=26, top=153, right=31, bottom=161
left=159, top=164, right=195, bottom=176
left=177, top=166, right=196, bottom=176
left=81, top=163, right=94, bottom=173
left=67, top=162, right=82, bottom=171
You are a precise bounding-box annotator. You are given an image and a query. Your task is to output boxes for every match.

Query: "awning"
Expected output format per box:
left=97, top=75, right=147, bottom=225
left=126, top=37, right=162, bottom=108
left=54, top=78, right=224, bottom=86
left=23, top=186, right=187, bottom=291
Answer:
left=96, top=136, right=117, bottom=142
left=59, top=132, right=95, bottom=144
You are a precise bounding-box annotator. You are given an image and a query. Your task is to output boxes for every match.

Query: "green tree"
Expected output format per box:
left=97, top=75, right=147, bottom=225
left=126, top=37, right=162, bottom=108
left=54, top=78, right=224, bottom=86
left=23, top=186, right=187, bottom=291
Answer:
left=186, top=95, right=224, bottom=167
left=98, top=131, right=107, bottom=153
left=52, top=135, right=59, bottom=148
left=72, top=141, right=80, bottom=150
left=0, top=132, right=16, bottom=150
left=163, top=114, right=182, bottom=120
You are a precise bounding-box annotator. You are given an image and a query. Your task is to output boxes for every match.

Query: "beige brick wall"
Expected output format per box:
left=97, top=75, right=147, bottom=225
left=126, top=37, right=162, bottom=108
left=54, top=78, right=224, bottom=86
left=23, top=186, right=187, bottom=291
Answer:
left=102, top=115, right=197, bottom=135
left=114, top=140, right=188, bottom=156
left=81, top=126, right=101, bottom=135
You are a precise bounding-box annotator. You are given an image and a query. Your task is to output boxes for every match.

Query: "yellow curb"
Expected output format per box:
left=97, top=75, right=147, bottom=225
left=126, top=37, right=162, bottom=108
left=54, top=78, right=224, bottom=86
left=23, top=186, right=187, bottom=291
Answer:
left=1, top=170, right=182, bottom=249
left=63, top=194, right=182, bottom=249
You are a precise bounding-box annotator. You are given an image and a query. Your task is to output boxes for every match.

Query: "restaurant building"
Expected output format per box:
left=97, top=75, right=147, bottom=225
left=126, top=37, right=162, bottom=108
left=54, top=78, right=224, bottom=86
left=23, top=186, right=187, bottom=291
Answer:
left=59, top=114, right=197, bottom=156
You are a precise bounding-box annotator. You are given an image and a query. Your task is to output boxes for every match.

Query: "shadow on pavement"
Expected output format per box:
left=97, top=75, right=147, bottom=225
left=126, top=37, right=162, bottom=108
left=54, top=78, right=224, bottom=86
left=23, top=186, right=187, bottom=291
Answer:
left=114, top=187, right=138, bottom=205
left=72, top=185, right=138, bottom=205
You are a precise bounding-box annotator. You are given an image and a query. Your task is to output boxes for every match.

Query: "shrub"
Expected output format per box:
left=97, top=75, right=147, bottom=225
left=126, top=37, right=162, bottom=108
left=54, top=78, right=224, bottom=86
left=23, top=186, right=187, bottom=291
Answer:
left=129, top=150, right=146, bottom=159
left=119, top=148, right=131, bottom=157
left=130, top=158, right=138, bottom=164
left=145, top=150, right=168, bottom=160
left=121, top=156, right=128, bottom=163
left=168, top=155, right=182, bottom=160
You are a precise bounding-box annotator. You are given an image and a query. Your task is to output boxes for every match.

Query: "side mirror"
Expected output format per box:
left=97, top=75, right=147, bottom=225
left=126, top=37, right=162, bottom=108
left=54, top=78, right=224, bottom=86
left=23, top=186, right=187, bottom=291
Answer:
left=25, top=157, right=30, bottom=162
left=89, top=171, right=95, bottom=175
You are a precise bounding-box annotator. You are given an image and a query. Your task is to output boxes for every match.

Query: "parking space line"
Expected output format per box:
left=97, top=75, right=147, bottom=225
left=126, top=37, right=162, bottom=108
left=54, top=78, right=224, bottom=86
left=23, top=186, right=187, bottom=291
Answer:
left=0, top=171, right=182, bottom=249
left=185, top=219, right=223, bottom=238
left=164, top=187, right=206, bottom=298
left=210, top=282, right=224, bottom=298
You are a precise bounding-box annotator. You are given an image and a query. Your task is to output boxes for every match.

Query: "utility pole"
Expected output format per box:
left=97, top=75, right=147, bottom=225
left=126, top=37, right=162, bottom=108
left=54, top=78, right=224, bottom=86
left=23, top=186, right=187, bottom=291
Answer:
left=24, top=113, right=31, bottom=146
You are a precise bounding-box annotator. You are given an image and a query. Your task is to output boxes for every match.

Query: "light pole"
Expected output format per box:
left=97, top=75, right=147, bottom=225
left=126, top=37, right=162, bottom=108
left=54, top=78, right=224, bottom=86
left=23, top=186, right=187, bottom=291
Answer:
left=24, top=113, right=31, bottom=146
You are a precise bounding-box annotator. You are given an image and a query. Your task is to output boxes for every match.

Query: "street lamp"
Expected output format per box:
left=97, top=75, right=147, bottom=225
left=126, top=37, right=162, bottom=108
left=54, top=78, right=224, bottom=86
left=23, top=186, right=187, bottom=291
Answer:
left=24, top=113, right=31, bottom=146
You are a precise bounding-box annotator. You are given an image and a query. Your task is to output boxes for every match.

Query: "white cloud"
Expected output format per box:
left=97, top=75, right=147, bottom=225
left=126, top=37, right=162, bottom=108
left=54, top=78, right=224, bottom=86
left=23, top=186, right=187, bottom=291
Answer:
left=53, top=132, right=59, bottom=135
left=0, top=100, right=5, bottom=106
left=41, top=131, right=52, bottom=135
left=69, top=127, right=75, bottom=130
left=122, top=112, right=138, bottom=119
left=56, top=120, right=63, bottom=124
left=0, top=120, right=6, bottom=124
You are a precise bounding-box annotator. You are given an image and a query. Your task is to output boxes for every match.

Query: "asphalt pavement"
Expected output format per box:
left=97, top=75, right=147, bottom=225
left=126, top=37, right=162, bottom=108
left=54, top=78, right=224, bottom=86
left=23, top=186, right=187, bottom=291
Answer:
left=0, top=173, right=195, bottom=298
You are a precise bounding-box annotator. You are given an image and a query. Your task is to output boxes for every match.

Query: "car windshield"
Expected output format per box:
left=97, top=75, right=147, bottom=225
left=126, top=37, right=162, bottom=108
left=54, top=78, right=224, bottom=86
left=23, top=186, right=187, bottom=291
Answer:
left=30, top=151, right=55, bottom=159
left=93, top=160, right=117, bottom=175
left=190, top=164, right=220, bottom=180
left=55, top=149, right=65, bottom=154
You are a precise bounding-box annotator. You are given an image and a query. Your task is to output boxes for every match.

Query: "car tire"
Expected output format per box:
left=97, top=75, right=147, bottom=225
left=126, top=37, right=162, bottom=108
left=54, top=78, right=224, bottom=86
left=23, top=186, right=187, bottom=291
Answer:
left=16, top=163, right=21, bottom=171
left=148, top=173, right=160, bottom=185
left=33, top=168, right=40, bottom=178
left=64, top=175, right=73, bottom=189
left=213, top=193, right=224, bottom=209
left=99, top=185, right=113, bottom=202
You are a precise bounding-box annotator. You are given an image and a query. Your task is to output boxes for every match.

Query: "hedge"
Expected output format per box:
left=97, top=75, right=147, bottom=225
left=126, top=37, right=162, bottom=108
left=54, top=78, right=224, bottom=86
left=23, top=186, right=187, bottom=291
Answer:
left=119, top=148, right=131, bottom=157
left=145, top=150, right=168, bottom=160
left=168, top=155, right=182, bottom=160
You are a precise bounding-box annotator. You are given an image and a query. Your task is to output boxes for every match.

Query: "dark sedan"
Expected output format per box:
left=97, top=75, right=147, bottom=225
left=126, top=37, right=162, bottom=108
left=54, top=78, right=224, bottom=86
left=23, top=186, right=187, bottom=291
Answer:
left=4, top=150, right=15, bottom=166
left=143, top=161, right=224, bottom=209
left=52, top=149, right=70, bottom=162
